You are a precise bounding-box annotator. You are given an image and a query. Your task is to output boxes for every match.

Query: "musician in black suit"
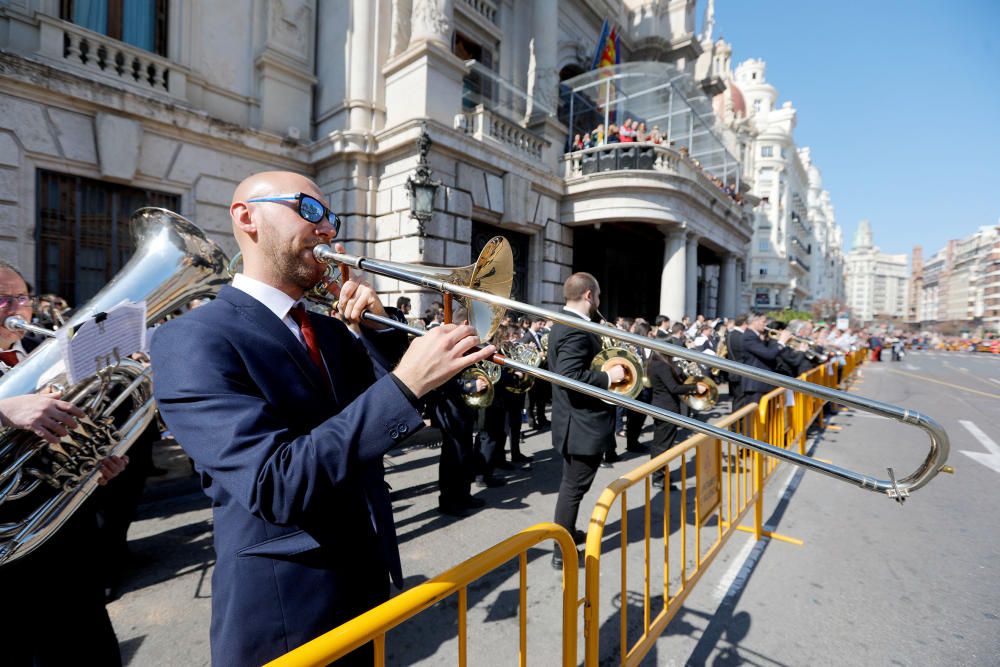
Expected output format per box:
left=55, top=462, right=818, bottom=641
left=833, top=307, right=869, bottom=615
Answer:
left=647, top=341, right=708, bottom=489
left=736, top=313, right=791, bottom=410
left=549, top=273, right=626, bottom=568
left=726, top=315, right=748, bottom=408
left=654, top=314, right=671, bottom=339
left=520, top=317, right=550, bottom=429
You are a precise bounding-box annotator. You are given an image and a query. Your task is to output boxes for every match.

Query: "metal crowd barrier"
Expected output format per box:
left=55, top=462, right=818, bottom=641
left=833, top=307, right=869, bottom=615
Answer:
left=269, top=355, right=866, bottom=666
left=581, top=351, right=866, bottom=666
left=265, top=523, right=578, bottom=667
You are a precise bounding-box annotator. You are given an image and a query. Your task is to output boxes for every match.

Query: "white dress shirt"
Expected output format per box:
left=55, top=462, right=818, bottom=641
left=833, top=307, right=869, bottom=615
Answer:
left=231, top=273, right=307, bottom=346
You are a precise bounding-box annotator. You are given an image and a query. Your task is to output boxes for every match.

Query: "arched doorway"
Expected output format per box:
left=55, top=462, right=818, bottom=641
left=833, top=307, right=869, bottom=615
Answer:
left=572, top=222, right=664, bottom=320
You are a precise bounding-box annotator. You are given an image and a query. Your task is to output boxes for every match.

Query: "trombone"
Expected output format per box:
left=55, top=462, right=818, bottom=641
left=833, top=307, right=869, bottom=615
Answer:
left=314, top=240, right=951, bottom=503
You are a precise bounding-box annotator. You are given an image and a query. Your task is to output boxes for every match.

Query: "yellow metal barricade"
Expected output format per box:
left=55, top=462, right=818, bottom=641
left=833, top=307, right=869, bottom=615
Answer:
left=582, top=356, right=865, bottom=666
left=583, top=403, right=769, bottom=667
left=267, top=523, right=578, bottom=667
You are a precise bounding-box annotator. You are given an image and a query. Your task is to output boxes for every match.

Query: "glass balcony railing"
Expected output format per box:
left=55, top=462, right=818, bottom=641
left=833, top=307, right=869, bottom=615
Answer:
left=561, top=62, right=742, bottom=189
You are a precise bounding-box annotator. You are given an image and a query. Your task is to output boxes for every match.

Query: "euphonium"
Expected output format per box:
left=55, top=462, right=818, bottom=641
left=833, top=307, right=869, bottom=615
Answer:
left=0, top=208, right=229, bottom=565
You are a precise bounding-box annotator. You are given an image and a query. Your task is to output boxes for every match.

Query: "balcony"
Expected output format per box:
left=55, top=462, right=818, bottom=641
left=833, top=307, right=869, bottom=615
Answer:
left=456, top=105, right=546, bottom=162
left=561, top=143, right=745, bottom=220
left=36, top=14, right=187, bottom=100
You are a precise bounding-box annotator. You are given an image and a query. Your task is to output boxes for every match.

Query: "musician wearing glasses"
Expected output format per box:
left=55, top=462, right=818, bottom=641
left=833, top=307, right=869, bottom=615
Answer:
left=150, top=171, right=494, bottom=665
left=548, top=272, right=626, bottom=569
left=0, top=261, right=128, bottom=666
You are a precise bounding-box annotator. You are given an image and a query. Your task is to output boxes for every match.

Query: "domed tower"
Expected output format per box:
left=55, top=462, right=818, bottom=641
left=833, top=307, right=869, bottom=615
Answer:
left=735, top=59, right=777, bottom=116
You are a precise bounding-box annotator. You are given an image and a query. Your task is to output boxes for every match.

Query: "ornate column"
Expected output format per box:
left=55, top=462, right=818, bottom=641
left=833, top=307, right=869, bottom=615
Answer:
left=720, top=253, right=737, bottom=316
left=659, top=227, right=687, bottom=320
left=685, top=234, right=699, bottom=318
left=384, top=0, right=465, bottom=127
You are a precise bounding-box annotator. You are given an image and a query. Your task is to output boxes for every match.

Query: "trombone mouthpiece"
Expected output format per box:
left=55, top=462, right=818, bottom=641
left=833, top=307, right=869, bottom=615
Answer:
left=313, top=244, right=336, bottom=264
left=4, top=316, right=26, bottom=331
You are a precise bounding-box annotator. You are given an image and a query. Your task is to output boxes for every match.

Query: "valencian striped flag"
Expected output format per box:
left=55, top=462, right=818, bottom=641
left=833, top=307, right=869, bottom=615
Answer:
left=590, top=19, right=620, bottom=70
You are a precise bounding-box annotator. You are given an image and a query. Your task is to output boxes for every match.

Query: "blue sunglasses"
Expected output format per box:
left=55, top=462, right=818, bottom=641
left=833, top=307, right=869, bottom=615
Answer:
left=246, top=192, right=341, bottom=235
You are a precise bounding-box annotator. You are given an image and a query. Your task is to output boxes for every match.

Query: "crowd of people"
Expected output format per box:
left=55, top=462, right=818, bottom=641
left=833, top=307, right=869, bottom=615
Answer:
left=569, top=118, right=744, bottom=204
left=0, top=169, right=926, bottom=665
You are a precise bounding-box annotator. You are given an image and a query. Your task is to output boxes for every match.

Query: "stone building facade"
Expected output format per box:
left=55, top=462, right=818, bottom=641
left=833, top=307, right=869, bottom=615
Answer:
left=1, top=0, right=754, bottom=319
left=909, top=226, right=1000, bottom=333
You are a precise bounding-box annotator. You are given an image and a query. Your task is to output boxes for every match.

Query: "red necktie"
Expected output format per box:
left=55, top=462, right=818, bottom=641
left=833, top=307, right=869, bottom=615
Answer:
left=0, top=350, right=19, bottom=367
left=289, top=304, right=330, bottom=386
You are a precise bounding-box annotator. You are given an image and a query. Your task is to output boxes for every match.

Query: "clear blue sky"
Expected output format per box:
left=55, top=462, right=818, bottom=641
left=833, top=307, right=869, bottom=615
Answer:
left=707, top=0, right=1000, bottom=259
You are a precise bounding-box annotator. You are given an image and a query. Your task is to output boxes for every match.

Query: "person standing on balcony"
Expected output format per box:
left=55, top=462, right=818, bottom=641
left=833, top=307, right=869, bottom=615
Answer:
left=620, top=118, right=636, bottom=142
left=606, top=123, right=620, bottom=143
left=549, top=273, right=626, bottom=569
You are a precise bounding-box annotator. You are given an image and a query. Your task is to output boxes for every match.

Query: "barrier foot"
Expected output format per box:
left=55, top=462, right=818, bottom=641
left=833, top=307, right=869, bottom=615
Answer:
left=825, top=425, right=843, bottom=431
left=723, top=522, right=804, bottom=546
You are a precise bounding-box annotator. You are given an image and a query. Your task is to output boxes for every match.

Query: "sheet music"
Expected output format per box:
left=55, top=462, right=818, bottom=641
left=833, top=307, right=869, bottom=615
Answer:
left=57, top=301, right=147, bottom=385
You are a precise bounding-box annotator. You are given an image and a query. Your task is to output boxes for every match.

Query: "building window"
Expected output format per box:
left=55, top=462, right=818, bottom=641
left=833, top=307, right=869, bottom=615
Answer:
left=36, top=170, right=179, bottom=305
left=755, top=288, right=769, bottom=305
left=753, top=99, right=762, bottom=112
left=759, top=266, right=768, bottom=276
left=760, top=145, right=773, bottom=158
left=60, top=0, right=169, bottom=56
left=758, top=239, right=769, bottom=251
left=454, top=32, right=495, bottom=112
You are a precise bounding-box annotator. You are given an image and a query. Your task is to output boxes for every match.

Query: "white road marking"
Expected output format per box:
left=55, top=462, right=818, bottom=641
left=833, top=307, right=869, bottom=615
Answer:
left=712, top=465, right=799, bottom=601
left=904, top=364, right=920, bottom=371
left=990, top=379, right=1000, bottom=386
left=959, top=367, right=969, bottom=372
left=959, top=420, right=1000, bottom=475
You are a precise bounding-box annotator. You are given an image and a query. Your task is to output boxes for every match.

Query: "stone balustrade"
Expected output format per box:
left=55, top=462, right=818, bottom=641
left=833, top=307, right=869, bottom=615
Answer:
left=37, top=15, right=186, bottom=99
left=460, top=0, right=498, bottom=24
left=458, top=104, right=545, bottom=161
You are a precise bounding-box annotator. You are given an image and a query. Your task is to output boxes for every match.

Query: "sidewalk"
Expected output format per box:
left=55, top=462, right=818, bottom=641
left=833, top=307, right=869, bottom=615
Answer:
left=107, top=402, right=734, bottom=665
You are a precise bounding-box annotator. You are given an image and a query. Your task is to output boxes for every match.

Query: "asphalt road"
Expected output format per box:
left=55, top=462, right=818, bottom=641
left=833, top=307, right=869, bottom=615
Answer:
left=104, top=351, right=1000, bottom=665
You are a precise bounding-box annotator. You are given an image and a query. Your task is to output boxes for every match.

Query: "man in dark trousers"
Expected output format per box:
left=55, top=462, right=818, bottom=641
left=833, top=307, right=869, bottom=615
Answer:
left=549, top=272, right=625, bottom=569
left=150, top=171, right=494, bottom=665
left=726, top=315, right=747, bottom=409
left=736, top=313, right=791, bottom=410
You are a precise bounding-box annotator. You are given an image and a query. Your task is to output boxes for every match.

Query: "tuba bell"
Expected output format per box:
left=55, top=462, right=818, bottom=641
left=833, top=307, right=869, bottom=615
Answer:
left=0, top=208, right=229, bottom=565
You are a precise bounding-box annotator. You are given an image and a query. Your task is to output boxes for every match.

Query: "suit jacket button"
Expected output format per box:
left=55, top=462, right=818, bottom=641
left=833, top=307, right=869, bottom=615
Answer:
left=389, top=429, right=399, bottom=439
left=398, top=423, right=408, bottom=434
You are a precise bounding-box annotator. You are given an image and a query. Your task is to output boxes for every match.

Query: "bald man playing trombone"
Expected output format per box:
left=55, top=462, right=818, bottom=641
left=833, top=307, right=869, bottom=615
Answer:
left=150, top=171, right=494, bottom=665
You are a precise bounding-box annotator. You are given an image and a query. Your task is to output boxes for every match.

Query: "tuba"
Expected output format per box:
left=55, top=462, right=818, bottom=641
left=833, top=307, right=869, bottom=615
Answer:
left=0, top=208, right=229, bottom=565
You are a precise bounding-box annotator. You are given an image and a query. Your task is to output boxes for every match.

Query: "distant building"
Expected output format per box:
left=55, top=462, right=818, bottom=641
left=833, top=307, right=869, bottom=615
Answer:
left=711, top=48, right=845, bottom=313
left=909, top=225, right=1000, bottom=333
left=844, top=220, right=907, bottom=324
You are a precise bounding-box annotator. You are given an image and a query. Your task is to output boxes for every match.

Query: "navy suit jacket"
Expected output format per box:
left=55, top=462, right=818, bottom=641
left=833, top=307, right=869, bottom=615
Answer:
left=150, top=286, right=424, bottom=666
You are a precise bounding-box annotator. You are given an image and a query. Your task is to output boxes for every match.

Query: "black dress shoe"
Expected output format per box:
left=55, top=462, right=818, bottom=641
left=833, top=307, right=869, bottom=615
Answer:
left=495, top=461, right=515, bottom=471
left=625, top=444, right=645, bottom=452
left=510, top=453, right=534, bottom=464
left=529, top=420, right=539, bottom=429
left=604, top=451, right=620, bottom=463
left=438, top=500, right=468, bottom=517
left=572, top=529, right=587, bottom=545
left=474, top=475, right=507, bottom=488
left=461, top=496, right=487, bottom=509
left=551, top=547, right=583, bottom=570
